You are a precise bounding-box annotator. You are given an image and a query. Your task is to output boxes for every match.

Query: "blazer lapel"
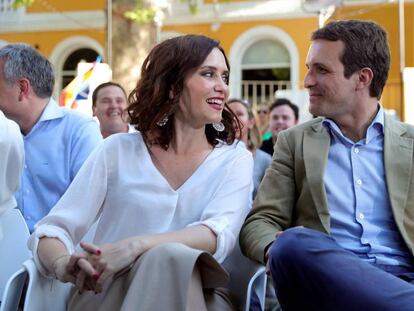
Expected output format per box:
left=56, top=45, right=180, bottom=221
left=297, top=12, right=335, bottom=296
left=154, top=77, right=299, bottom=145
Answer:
left=384, top=115, right=413, bottom=226
left=303, top=121, right=331, bottom=232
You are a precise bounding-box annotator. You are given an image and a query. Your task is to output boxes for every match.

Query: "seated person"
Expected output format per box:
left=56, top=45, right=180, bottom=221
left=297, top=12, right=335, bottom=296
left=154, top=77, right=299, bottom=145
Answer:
left=240, top=20, right=414, bottom=310
left=92, top=82, right=135, bottom=138
left=0, top=110, right=24, bottom=216
left=255, top=102, right=270, bottom=140
left=228, top=98, right=271, bottom=198
left=29, top=34, right=253, bottom=310
left=0, top=44, right=102, bottom=231
left=260, top=98, right=298, bottom=156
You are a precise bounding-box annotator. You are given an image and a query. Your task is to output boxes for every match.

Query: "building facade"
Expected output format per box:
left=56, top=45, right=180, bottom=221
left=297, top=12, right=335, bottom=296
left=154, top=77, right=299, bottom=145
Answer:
left=0, top=0, right=107, bottom=98
left=162, top=0, right=414, bottom=121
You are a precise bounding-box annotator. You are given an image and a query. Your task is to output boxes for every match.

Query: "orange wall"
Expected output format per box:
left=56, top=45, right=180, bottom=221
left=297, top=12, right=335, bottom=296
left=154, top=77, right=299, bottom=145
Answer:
left=27, top=0, right=105, bottom=13
left=204, top=0, right=257, bottom=3
left=333, top=2, right=414, bottom=118
left=163, top=17, right=318, bottom=87
left=0, top=30, right=105, bottom=57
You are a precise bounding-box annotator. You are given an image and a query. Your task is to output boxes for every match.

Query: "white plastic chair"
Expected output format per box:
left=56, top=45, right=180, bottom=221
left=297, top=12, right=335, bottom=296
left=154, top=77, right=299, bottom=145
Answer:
left=0, top=209, right=31, bottom=306
left=22, top=259, right=71, bottom=311
left=0, top=219, right=99, bottom=311
left=20, top=221, right=99, bottom=311
left=0, top=268, right=27, bottom=311
left=222, top=243, right=267, bottom=311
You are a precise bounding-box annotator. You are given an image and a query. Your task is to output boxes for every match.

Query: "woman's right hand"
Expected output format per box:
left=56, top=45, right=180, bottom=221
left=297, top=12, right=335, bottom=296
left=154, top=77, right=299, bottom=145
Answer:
left=53, top=252, right=98, bottom=292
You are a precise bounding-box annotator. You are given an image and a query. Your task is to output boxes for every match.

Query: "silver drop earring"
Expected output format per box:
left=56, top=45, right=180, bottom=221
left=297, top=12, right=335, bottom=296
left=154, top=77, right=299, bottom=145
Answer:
left=156, top=115, right=169, bottom=127
left=212, top=122, right=225, bottom=132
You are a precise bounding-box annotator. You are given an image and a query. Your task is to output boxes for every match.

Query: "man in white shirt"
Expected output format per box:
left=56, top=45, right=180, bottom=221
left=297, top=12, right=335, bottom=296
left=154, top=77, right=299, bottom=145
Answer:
left=0, top=110, right=24, bottom=215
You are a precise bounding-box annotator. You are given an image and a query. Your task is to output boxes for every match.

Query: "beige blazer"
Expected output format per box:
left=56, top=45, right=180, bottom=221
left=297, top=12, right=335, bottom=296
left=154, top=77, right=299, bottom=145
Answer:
left=240, top=115, right=414, bottom=264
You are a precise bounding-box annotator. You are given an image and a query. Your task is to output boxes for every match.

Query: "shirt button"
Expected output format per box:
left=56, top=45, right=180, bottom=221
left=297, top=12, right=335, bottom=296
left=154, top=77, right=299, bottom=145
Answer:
left=356, top=179, right=362, bottom=186
left=24, top=164, right=28, bottom=169
left=354, top=148, right=359, bottom=154
left=359, top=213, right=364, bottom=220
left=362, top=238, right=369, bottom=244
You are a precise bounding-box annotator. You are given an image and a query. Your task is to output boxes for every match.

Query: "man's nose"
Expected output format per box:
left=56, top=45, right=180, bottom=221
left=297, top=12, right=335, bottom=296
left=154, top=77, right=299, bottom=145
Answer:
left=304, top=71, right=315, bottom=89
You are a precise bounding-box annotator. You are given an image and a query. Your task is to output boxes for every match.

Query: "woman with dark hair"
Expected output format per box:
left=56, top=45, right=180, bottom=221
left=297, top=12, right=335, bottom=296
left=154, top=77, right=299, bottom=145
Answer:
left=29, top=35, right=253, bottom=310
left=227, top=98, right=271, bottom=198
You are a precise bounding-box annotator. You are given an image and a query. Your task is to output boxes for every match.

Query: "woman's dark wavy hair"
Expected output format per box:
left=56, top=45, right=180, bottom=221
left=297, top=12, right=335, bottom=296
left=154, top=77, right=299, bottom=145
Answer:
left=128, top=34, right=240, bottom=149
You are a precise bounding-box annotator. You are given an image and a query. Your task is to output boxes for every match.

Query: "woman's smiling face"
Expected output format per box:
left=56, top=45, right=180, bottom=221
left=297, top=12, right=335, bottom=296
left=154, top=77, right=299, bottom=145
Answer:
left=175, top=48, right=230, bottom=128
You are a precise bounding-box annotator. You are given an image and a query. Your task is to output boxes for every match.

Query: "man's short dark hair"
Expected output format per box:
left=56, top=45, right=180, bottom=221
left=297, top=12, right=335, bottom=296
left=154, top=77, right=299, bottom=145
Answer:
left=269, top=98, right=299, bottom=121
left=312, top=20, right=390, bottom=100
left=92, top=81, right=127, bottom=108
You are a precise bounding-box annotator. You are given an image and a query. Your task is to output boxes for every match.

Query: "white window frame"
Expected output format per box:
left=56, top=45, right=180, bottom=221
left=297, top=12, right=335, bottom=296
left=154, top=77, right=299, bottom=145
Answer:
left=49, top=36, right=104, bottom=99
left=229, top=26, right=299, bottom=98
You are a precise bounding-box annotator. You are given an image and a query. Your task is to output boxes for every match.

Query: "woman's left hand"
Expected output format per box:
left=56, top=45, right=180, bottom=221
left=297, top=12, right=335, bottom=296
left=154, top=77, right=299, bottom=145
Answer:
left=78, top=238, right=147, bottom=291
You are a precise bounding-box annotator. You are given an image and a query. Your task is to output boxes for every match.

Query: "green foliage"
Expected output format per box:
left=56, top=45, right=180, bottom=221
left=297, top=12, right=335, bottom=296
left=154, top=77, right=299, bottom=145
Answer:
left=14, top=0, right=231, bottom=23
left=13, top=0, right=35, bottom=9
left=124, top=6, right=158, bottom=24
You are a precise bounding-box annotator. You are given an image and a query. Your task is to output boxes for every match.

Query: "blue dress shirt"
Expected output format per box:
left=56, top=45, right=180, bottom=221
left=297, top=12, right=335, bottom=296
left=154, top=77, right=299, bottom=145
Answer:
left=15, top=99, right=102, bottom=231
left=323, top=106, right=414, bottom=268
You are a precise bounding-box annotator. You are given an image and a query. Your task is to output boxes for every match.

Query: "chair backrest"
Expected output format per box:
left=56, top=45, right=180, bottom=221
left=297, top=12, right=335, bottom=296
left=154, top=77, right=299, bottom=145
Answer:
left=0, top=209, right=31, bottom=299
left=22, top=220, right=99, bottom=311
left=23, top=259, right=70, bottom=311
left=0, top=268, right=28, bottom=311
left=222, top=243, right=267, bottom=311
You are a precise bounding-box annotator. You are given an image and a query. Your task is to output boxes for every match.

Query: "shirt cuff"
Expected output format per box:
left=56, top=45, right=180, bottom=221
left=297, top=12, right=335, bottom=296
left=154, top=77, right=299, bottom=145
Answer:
left=187, top=218, right=234, bottom=263
left=28, top=224, right=75, bottom=278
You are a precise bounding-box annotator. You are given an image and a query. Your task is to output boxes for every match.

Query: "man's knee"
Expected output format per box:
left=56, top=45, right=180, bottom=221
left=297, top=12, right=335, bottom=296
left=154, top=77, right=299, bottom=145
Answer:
left=268, top=228, right=326, bottom=269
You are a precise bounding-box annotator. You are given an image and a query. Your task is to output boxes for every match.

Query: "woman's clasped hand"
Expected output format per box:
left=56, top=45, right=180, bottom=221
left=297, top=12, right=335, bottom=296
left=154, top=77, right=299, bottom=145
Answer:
left=54, top=238, right=148, bottom=294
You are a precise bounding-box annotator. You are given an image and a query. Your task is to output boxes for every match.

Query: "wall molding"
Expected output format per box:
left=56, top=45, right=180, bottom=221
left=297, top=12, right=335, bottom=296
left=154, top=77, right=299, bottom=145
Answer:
left=229, top=25, right=300, bottom=98
left=0, top=10, right=105, bottom=33
left=49, top=35, right=104, bottom=97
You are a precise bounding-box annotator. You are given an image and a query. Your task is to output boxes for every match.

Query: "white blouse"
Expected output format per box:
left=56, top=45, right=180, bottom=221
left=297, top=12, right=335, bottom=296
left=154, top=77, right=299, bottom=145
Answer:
left=29, top=132, right=253, bottom=275
left=0, top=111, right=24, bottom=215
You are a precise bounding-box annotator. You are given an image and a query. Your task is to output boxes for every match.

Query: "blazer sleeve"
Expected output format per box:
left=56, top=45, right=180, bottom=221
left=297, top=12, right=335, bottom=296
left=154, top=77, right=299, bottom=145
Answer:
left=239, top=131, right=297, bottom=263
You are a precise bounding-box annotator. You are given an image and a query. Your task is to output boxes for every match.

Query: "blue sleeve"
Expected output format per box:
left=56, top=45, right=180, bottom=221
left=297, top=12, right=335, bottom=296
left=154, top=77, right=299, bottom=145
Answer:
left=69, top=119, right=102, bottom=180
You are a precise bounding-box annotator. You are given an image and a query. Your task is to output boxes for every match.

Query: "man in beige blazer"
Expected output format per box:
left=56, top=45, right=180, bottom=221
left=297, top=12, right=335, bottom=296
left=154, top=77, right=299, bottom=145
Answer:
left=240, top=20, right=414, bottom=310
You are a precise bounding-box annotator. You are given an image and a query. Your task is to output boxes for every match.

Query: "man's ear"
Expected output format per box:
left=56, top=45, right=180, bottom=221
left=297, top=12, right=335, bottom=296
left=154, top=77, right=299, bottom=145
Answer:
left=92, top=105, right=97, bottom=117
left=356, top=67, right=373, bottom=92
left=18, top=78, right=31, bottom=101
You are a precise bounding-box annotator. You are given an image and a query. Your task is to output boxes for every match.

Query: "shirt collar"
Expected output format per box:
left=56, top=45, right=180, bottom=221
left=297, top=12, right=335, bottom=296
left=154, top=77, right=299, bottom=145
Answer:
left=38, top=98, right=65, bottom=123
left=322, top=105, right=384, bottom=144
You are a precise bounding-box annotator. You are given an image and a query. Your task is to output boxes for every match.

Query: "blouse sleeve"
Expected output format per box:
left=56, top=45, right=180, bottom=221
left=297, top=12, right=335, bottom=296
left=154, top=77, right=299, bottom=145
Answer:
left=0, top=112, right=24, bottom=215
left=28, top=143, right=108, bottom=277
left=187, top=150, right=253, bottom=263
